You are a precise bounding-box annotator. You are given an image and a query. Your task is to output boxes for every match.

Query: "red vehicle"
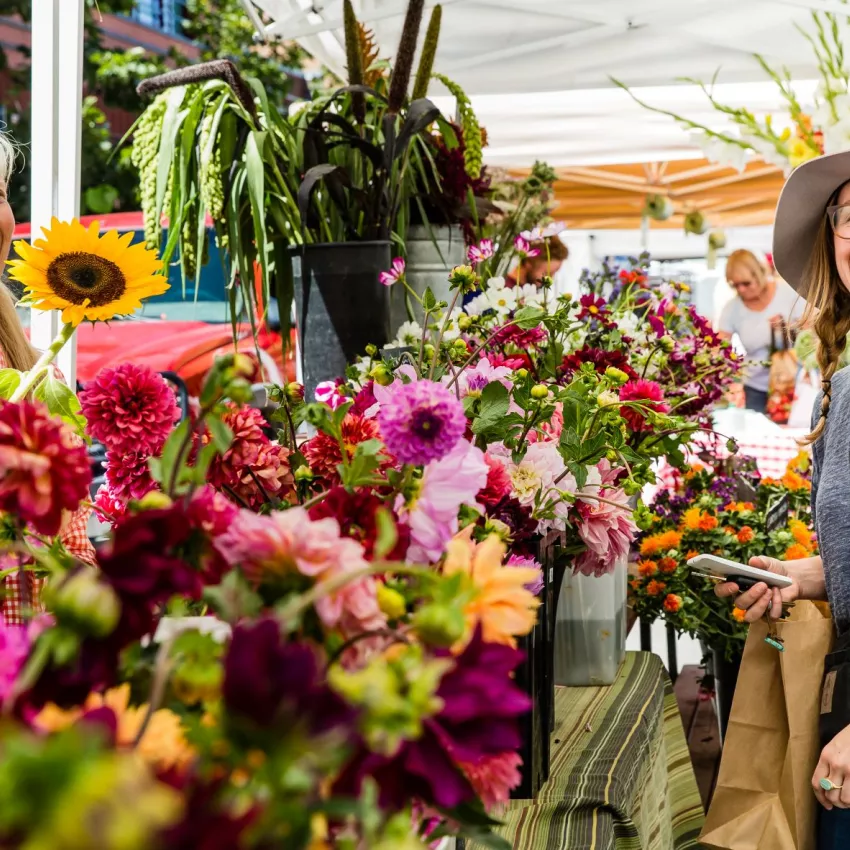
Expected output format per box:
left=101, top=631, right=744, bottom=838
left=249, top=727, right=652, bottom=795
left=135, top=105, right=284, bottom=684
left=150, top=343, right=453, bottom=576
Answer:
left=13, top=212, right=295, bottom=395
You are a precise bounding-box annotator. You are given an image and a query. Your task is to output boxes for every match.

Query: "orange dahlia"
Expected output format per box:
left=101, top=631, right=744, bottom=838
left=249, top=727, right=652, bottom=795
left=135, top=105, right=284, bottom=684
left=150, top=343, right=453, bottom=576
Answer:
left=737, top=526, right=755, bottom=544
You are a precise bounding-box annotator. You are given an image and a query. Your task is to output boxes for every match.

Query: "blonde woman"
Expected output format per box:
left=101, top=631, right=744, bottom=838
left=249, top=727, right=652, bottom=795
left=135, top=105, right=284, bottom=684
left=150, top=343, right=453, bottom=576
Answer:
left=715, top=151, right=850, bottom=846
left=0, top=133, right=96, bottom=624
left=718, top=248, right=804, bottom=412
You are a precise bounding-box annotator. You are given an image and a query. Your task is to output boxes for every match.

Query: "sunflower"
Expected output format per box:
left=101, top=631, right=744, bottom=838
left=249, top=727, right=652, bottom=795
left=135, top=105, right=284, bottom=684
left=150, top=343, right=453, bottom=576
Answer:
left=8, top=217, right=168, bottom=325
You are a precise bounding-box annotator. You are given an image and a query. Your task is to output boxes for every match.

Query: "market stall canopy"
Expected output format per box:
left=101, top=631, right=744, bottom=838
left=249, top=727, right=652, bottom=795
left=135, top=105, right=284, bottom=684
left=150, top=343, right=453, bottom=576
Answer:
left=523, top=158, right=786, bottom=230
left=241, top=0, right=831, bottom=164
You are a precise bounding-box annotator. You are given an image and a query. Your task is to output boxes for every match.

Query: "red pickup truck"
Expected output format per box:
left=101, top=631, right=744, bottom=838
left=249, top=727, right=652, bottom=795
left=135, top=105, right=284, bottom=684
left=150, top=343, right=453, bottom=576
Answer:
left=13, top=212, right=295, bottom=394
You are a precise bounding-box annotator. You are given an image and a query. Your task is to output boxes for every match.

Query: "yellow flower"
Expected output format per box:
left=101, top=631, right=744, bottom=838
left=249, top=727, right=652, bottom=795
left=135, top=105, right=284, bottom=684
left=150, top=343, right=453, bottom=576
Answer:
left=731, top=606, right=747, bottom=623
left=443, top=527, right=540, bottom=648
left=36, top=684, right=194, bottom=774
left=788, top=137, right=819, bottom=169
left=682, top=507, right=703, bottom=531
left=9, top=217, right=169, bottom=326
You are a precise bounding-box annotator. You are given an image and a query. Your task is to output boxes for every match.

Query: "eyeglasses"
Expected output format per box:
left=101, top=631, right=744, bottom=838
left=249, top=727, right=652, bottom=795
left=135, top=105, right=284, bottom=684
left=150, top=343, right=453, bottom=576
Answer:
left=729, top=279, right=755, bottom=291
left=828, top=202, right=850, bottom=239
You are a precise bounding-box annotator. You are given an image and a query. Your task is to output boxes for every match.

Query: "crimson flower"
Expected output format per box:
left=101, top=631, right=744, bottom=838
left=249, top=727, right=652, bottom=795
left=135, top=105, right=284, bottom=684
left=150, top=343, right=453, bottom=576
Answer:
left=478, top=455, right=512, bottom=507
left=491, top=322, right=547, bottom=349
left=308, top=487, right=410, bottom=560
left=104, top=450, right=156, bottom=502
left=619, top=379, right=669, bottom=432
left=486, top=496, right=538, bottom=555
left=302, top=414, right=388, bottom=483
left=618, top=268, right=648, bottom=287
left=559, top=347, right=638, bottom=382
left=223, top=617, right=354, bottom=734
left=80, top=363, right=178, bottom=455
left=0, top=400, right=91, bottom=536
left=335, top=628, right=530, bottom=811
left=99, top=507, right=205, bottom=646
left=577, top=294, right=609, bottom=321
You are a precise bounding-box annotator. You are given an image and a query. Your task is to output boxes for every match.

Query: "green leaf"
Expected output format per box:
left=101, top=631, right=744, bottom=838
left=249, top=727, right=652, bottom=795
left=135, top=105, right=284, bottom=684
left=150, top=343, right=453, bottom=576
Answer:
left=33, top=373, right=87, bottom=438
left=152, top=419, right=191, bottom=492
left=567, top=462, right=589, bottom=490
left=422, top=287, right=437, bottom=312
left=207, top=416, right=234, bottom=454
left=471, top=381, right=510, bottom=436
left=373, top=507, right=398, bottom=559
left=245, top=129, right=270, bottom=311
left=512, top=305, right=546, bottom=329
left=155, top=87, right=186, bottom=230
left=0, top=369, right=21, bottom=399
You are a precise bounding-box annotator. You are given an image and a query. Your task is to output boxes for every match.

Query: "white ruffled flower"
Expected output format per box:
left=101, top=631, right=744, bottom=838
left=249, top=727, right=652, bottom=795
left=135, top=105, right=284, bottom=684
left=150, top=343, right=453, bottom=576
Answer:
left=393, top=320, right=422, bottom=347
left=486, top=286, right=518, bottom=316
left=616, top=311, right=641, bottom=337
left=463, top=292, right=491, bottom=316
left=517, top=283, right=545, bottom=307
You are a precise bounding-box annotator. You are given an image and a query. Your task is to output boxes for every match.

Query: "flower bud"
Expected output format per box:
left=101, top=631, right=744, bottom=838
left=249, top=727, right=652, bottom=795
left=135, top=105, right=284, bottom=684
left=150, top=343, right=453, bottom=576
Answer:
left=294, top=466, right=315, bottom=482
left=412, top=603, right=466, bottom=648
left=423, top=343, right=435, bottom=360
left=285, top=382, right=305, bottom=404
left=49, top=567, right=120, bottom=638
left=452, top=338, right=468, bottom=353
left=658, top=335, right=675, bottom=353
left=623, top=479, right=642, bottom=496
left=484, top=518, right=511, bottom=540
left=458, top=315, right=473, bottom=331
left=137, top=490, right=172, bottom=511
left=448, top=264, right=478, bottom=294
left=369, top=363, right=394, bottom=387
left=604, top=367, right=629, bottom=386
left=377, top=584, right=407, bottom=620
left=171, top=662, right=222, bottom=705
left=365, top=344, right=378, bottom=357
left=540, top=274, right=554, bottom=289
left=530, top=384, right=549, bottom=400
left=516, top=368, right=529, bottom=379
left=231, top=352, right=255, bottom=378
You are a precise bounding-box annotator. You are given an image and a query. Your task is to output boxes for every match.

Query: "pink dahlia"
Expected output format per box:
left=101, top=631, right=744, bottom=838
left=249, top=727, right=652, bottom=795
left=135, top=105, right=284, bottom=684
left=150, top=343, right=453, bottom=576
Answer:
left=506, top=553, right=545, bottom=595
left=0, top=400, right=91, bottom=536
left=378, top=379, right=467, bottom=465
left=619, top=379, right=669, bottom=432
left=574, top=488, right=638, bottom=577
left=216, top=507, right=384, bottom=633
left=80, top=363, right=178, bottom=455
left=400, top=440, right=489, bottom=563
left=93, top=483, right=128, bottom=524
left=478, top=454, right=512, bottom=507
left=0, top=621, right=29, bottom=701
left=187, top=485, right=239, bottom=583
left=459, top=751, right=523, bottom=810
left=491, top=322, right=548, bottom=349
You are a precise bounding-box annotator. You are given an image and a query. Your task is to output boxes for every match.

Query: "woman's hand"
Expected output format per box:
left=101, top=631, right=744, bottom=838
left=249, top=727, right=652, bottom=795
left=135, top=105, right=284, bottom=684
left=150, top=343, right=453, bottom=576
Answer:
left=814, top=725, right=850, bottom=809
left=714, top=555, right=824, bottom=622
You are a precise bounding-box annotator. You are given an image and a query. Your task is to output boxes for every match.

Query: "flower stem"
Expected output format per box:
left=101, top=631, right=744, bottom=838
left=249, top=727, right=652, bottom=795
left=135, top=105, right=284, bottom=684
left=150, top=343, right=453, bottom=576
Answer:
left=429, top=288, right=462, bottom=380
left=10, top=322, right=76, bottom=402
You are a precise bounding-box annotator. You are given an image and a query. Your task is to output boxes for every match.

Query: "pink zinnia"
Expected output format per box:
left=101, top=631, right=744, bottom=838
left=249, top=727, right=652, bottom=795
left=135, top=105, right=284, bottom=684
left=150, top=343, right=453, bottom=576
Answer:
left=378, top=379, right=467, bottom=465
left=400, top=440, right=489, bottom=563
left=574, top=488, right=638, bottom=577
left=0, top=621, right=29, bottom=701
left=80, top=363, right=178, bottom=455
left=619, top=379, right=669, bottom=432
left=459, top=752, right=523, bottom=810
left=0, top=400, right=91, bottom=536
left=379, top=257, right=406, bottom=287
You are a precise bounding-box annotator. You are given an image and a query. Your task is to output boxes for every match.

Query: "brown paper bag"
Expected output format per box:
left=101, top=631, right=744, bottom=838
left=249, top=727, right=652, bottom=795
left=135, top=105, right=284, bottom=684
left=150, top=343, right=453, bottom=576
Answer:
left=701, top=601, right=834, bottom=850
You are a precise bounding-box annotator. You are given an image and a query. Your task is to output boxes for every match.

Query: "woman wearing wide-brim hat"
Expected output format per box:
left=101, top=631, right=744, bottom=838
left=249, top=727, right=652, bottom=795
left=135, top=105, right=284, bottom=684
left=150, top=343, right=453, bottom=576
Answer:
left=714, top=150, right=850, bottom=845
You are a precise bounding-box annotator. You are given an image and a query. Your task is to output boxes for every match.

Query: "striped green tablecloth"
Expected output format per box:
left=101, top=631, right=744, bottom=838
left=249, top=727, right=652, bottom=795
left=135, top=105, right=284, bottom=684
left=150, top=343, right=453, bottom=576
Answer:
left=472, top=651, right=704, bottom=850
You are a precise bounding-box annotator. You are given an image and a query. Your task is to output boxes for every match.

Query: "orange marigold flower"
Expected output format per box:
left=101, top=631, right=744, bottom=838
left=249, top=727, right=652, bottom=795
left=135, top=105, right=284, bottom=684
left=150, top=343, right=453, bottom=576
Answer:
left=638, top=559, right=658, bottom=577
left=785, top=543, right=811, bottom=561
left=629, top=579, right=641, bottom=590
left=682, top=507, right=703, bottom=531
left=731, top=606, right=747, bottom=623
left=789, top=518, right=812, bottom=548
left=737, top=526, right=755, bottom=544
left=762, top=476, right=780, bottom=487
left=646, top=580, right=666, bottom=597
left=724, top=526, right=737, bottom=536
left=659, top=530, right=682, bottom=550
left=780, top=470, right=811, bottom=492
left=685, top=550, right=699, bottom=561
left=699, top=514, right=718, bottom=532
left=663, top=593, right=682, bottom=613
left=658, top=557, right=678, bottom=574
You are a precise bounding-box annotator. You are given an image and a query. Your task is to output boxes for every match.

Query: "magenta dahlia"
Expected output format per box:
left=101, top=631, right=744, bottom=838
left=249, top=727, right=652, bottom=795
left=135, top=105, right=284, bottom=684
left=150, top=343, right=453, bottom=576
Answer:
left=80, top=363, right=179, bottom=455
left=378, top=379, right=466, bottom=465
left=0, top=400, right=91, bottom=536
left=619, top=379, right=669, bottom=432
left=104, top=450, right=156, bottom=501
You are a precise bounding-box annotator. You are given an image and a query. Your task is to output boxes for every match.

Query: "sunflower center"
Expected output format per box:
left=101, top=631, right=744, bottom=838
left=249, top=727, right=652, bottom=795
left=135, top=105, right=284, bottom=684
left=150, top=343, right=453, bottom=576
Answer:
left=46, top=252, right=127, bottom=307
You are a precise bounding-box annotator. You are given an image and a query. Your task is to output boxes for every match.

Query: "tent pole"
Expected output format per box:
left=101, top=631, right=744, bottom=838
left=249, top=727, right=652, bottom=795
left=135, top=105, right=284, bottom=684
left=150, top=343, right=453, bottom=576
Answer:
left=30, top=0, right=83, bottom=385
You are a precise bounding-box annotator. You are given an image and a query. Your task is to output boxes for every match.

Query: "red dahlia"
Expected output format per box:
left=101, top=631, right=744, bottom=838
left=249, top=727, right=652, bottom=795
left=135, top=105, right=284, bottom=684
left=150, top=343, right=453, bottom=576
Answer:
left=302, top=414, right=391, bottom=483
left=0, top=400, right=91, bottom=536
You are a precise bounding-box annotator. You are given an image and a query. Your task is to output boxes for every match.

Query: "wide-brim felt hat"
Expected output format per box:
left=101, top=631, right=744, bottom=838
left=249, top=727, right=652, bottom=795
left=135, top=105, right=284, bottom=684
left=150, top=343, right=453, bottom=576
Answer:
left=773, top=149, right=850, bottom=297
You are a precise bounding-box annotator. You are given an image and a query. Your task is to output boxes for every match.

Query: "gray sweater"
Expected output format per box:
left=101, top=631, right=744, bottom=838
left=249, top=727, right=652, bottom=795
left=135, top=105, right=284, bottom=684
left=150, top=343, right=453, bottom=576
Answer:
left=812, top=368, right=850, bottom=634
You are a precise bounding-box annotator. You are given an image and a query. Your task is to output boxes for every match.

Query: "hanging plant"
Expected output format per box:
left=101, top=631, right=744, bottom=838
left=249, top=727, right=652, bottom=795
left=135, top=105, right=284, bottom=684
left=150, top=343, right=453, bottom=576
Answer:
left=684, top=210, right=708, bottom=236
left=707, top=229, right=727, bottom=269
left=643, top=193, right=674, bottom=221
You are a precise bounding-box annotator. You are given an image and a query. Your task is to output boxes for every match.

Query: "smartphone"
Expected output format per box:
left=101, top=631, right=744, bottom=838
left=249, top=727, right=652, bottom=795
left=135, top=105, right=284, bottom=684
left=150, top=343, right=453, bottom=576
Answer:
left=687, top=554, right=794, bottom=589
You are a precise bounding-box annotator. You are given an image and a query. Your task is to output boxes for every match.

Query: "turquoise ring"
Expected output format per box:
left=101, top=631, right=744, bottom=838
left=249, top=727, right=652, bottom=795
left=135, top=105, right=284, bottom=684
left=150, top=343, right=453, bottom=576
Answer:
left=820, top=778, right=843, bottom=792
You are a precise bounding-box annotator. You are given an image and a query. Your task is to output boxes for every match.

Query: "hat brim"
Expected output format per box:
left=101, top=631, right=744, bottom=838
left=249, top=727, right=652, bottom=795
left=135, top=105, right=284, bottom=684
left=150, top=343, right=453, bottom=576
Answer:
left=773, top=150, right=850, bottom=296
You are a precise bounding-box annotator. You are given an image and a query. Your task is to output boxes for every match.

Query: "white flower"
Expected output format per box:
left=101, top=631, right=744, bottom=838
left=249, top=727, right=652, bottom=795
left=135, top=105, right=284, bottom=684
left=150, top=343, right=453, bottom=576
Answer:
left=463, top=292, right=491, bottom=316
left=487, top=276, right=507, bottom=291
left=485, top=286, right=518, bottom=316
left=394, top=320, right=422, bottom=347
left=350, top=356, right=372, bottom=383
left=616, top=310, right=641, bottom=337
left=597, top=390, right=620, bottom=408
left=692, top=131, right=749, bottom=172
left=517, top=283, right=545, bottom=307
left=440, top=309, right=465, bottom=341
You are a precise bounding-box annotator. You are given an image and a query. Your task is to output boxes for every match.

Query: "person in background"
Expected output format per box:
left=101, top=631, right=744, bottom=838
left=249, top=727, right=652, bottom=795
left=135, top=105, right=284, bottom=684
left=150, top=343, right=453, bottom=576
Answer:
left=0, top=133, right=96, bottom=624
left=505, top=237, right=568, bottom=288
left=717, top=248, right=805, bottom=413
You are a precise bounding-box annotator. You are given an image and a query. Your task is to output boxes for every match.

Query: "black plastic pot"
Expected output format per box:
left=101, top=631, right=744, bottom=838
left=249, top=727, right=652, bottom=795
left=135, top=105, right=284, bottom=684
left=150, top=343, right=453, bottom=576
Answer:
left=710, top=646, right=742, bottom=743
left=291, top=241, right=391, bottom=397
